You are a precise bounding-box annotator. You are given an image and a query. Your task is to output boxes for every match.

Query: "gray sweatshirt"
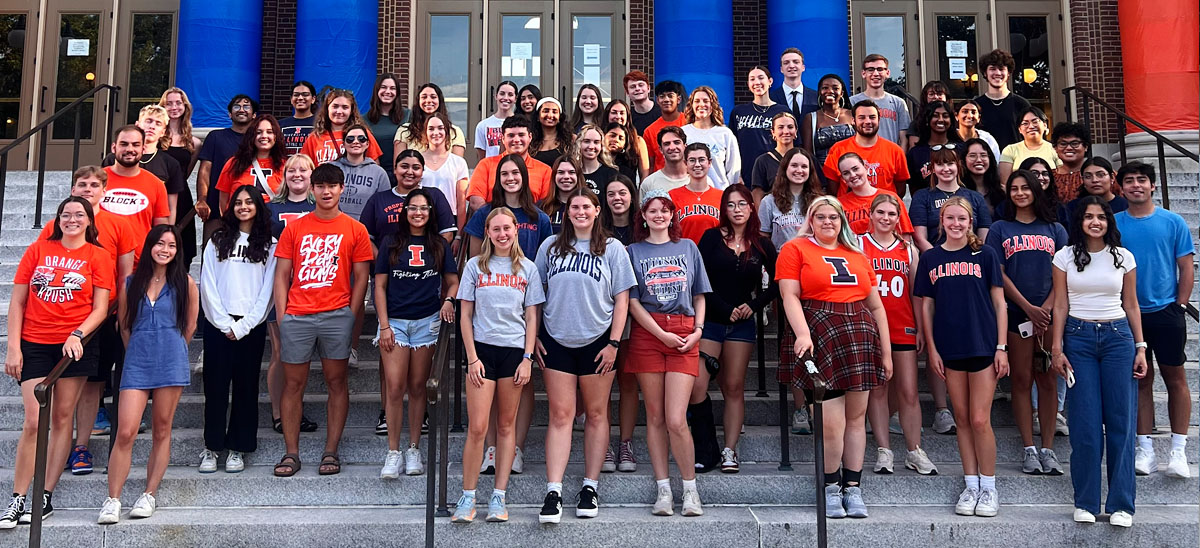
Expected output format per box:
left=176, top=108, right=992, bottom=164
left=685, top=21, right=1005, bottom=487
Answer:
left=331, top=156, right=391, bottom=220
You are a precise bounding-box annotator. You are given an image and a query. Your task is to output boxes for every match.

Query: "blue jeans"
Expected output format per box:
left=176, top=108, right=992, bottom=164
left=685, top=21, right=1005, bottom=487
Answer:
left=1064, top=316, right=1137, bottom=515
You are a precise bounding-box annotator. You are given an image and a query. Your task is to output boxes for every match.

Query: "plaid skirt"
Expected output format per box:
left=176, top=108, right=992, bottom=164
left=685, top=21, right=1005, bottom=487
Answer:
left=779, top=299, right=884, bottom=392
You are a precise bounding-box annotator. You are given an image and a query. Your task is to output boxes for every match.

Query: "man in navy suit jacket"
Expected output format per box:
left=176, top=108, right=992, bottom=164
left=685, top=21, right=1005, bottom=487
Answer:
left=768, top=48, right=820, bottom=145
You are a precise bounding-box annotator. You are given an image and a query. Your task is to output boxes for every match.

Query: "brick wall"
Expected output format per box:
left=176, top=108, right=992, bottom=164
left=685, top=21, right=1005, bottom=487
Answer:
left=731, top=0, right=767, bottom=104
left=260, top=0, right=297, bottom=117
left=630, top=0, right=653, bottom=78
left=379, top=0, right=412, bottom=103
left=1067, top=0, right=1125, bottom=145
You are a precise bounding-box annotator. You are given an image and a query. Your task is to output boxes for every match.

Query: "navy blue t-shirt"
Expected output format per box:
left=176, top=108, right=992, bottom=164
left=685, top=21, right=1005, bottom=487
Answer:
left=198, top=128, right=245, bottom=212
left=909, top=186, right=993, bottom=245
left=278, top=116, right=315, bottom=156
left=464, top=204, right=553, bottom=258
left=376, top=234, right=458, bottom=320
left=729, top=103, right=790, bottom=184
left=267, top=199, right=315, bottom=239
left=984, top=219, right=1068, bottom=310
left=359, top=187, right=457, bottom=245
left=913, top=244, right=1004, bottom=360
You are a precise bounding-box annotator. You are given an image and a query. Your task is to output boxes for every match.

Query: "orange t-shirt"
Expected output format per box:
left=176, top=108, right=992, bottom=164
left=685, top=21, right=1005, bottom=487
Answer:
left=300, top=130, right=384, bottom=166
left=99, top=166, right=170, bottom=245
left=644, top=116, right=686, bottom=172
left=39, top=208, right=138, bottom=285
left=274, top=212, right=374, bottom=315
left=668, top=185, right=722, bottom=244
left=465, top=154, right=552, bottom=203
left=15, top=239, right=115, bottom=343
left=821, top=138, right=909, bottom=197
left=839, top=189, right=915, bottom=235
left=215, top=157, right=286, bottom=207
left=859, top=234, right=917, bottom=345
left=775, top=237, right=875, bottom=303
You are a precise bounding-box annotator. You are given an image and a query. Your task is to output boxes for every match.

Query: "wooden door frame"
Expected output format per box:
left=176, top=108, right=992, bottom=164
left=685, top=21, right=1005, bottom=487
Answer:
left=557, top=0, right=626, bottom=111
left=0, top=4, right=38, bottom=167
left=37, top=0, right=114, bottom=169
left=111, top=0, right=179, bottom=126
left=850, top=0, right=919, bottom=98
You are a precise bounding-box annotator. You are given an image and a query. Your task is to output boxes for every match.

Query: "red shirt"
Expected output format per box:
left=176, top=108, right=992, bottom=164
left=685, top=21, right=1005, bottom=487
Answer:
left=859, top=234, right=917, bottom=345
left=215, top=157, right=286, bottom=207
left=775, top=237, right=875, bottom=303
left=39, top=209, right=138, bottom=288
left=15, top=239, right=115, bottom=343
left=300, top=130, right=384, bottom=166
left=275, top=212, right=374, bottom=315
left=822, top=138, right=909, bottom=196
left=669, top=185, right=722, bottom=244
left=644, top=116, right=686, bottom=172
left=839, top=189, right=915, bottom=235
left=99, top=166, right=170, bottom=245
left=465, top=154, right=552, bottom=203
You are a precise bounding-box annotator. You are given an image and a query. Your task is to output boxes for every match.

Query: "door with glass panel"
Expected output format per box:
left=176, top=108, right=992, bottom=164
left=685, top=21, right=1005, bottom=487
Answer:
left=996, top=2, right=1065, bottom=127
left=850, top=1, right=918, bottom=99
left=922, top=1, right=994, bottom=105
left=113, top=1, right=178, bottom=125
left=486, top=2, right=553, bottom=114
left=0, top=5, right=36, bottom=165
left=415, top=0, right=483, bottom=158
left=36, top=0, right=114, bottom=168
left=557, top=1, right=625, bottom=114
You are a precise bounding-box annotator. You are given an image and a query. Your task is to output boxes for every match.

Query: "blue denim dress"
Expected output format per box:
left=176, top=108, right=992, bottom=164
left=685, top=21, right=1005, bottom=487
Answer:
left=121, top=283, right=190, bottom=390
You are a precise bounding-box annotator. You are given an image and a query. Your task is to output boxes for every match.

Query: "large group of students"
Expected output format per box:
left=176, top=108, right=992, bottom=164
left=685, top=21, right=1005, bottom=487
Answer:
left=1, top=46, right=1194, bottom=530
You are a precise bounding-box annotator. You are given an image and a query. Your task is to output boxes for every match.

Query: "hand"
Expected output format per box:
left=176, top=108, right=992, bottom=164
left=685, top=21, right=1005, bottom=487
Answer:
left=224, top=326, right=238, bottom=341
left=195, top=201, right=211, bottom=221
left=467, top=357, right=486, bottom=388
left=678, top=329, right=702, bottom=353
left=915, top=330, right=925, bottom=355
left=928, top=349, right=946, bottom=380
left=1028, top=305, right=1052, bottom=330
left=792, top=333, right=814, bottom=359
left=451, top=238, right=462, bottom=259
left=1133, top=349, right=1148, bottom=379
left=731, top=304, right=753, bottom=322
left=5, top=347, right=22, bottom=380
left=994, top=350, right=1010, bottom=379
left=594, top=345, right=617, bottom=375
left=514, top=359, right=532, bottom=386
left=63, top=335, right=83, bottom=362
left=378, top=326, right=395, bottom=353
left=656, top=330, right=686, bottom=349
left=439, top=301, right=455, bottom=323
left=881, top=353, right=893, bottom=382
left=534, top=339, right=547, bottom=370
left=1051, top=351, right=1072, bottom=379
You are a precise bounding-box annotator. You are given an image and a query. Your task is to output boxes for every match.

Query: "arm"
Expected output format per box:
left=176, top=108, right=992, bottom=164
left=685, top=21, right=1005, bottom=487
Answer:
left=679, top=294, right=705, bottom=352
left=1123, top=268, right=1148, bottom=378
left=459, top=300, right=486, bottom=387
left=468, top=235, right=482, bottom=257
left=440, top=273, right=460, bottom=322
left=349, top=261, right=371, bottom=316
left=475, top=148, right=486, bottom=163
left=168, top=193, right=179, bottom=225
left=468, top=195, right=486, bottom=212
left=218, top=191, right=230, bottom=216
left=997, top=161, right=1013, bottom=186
left=913, top=226, right=933, bottom=252
left=636, top=137, right=651, bottom=180
left=374, top=272, right=395, bottom=353
left=628, top=298, right=686, bottom=348
left=187, top=138, right=202, bottom=175
left=1049, top=267, right=1071, bottom=377
left=182, top=276, right=200, bottom=341
left=801, top=114, right=815, bottom=155
left=898, top=129, right=909, bottom=152
left=452, top=145, right=466, bottom=157
left=115, top=251, right=134, bottom=312
left=60, top=287, right=111, bottom=361
left=991, top=285, right=1009, bottom=378
left=515, top=305, right=539, bottom=385
left=921, top=297, right=943, bottom=379
left=199, top=244, right=235, bottom=333
left=725, top=133, right=743, bottom=186
left=231, top=251, right=279, bottom=339
left=5, top=287, right=27, bottom=378
left=749, top=245, right=780, bottom=313
left=863, top=289, right=893, bottom=380
left=456, top=177, right=470, bottom=230
left=1177, top=254, right=1195, bottom=305
left=273, top=257, right=293, bottom=322
left=196, top=160, right=213, bottom=221
left=779, top=279, right=814, bottom=358
left=976, top=227, right=989, bottom=243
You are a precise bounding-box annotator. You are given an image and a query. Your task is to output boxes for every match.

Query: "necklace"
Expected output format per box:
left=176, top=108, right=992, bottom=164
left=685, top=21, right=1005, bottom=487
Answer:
left=822, top=108, right=840, bottom=122
left=140, top=149, right=158, bottom=164
left=751, top=102, right=771, bottom=114
left=686, top=186, right=708, bottom=202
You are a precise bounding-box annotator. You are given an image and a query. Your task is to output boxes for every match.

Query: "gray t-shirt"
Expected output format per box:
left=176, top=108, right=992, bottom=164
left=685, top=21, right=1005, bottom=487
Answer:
left=457, top=255, right=546, bottom=349
left=757, top=194, right=806, bottom=251
left=849, top=92, right=911, bottom=146
left=535, top=236, right=637, bottom=347
left=627, top=239, right=712, bottom=316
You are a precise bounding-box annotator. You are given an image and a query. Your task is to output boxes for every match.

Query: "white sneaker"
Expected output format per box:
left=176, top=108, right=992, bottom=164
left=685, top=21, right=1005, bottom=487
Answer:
left=1134, top=446, right=1158, bottom=475
left=955, top=487, right=979, bottom=516
left=1055, top=412, right=1069, bottom=436
left=480, top=446, right=496, bottom=474
left=405, top=445, right=425, bottom=476
left=225, top=450, right=244, bottom=473
left=652, top=484, right=674, bottom=516
left=349, top=347, right=360, bottom=366
left=128, top=492, right=156, bottom=519
left=975, top=488, right=999, bottom=517
left=198, top=449, right=218, bottom=473
left=511, top=446, right=524, bottom=474
left=381, top=450, right=403, bottom=479
left=904, top=447, right=938, bottom=475
left=1166, top=449, right=1190, bottom=478
left=873, top=447, right=894, bottom=474
left=681, top=489, right=703, bottom=517
left=1073, top=508, right=1096, bottom=523
left=97, top=497, right=121, bottom=525
left=1110, top=510, right=1133, bottom=528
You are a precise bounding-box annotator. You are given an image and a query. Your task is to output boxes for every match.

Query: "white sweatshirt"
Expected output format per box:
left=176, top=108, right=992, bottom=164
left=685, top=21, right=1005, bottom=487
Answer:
left=681, top=124, right=742, bottom=190
left=200, top=231, right=278, bottom=340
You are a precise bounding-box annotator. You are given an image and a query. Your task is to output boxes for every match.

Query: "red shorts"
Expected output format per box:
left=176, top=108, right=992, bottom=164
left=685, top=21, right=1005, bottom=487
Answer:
left=625, top=313, right=699, bottom=376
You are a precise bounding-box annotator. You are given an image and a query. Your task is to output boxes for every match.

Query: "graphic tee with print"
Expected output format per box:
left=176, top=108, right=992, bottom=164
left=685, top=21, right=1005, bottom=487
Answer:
left=377, top=234, right=459, bottom=320
left=275, top=212, right=374, bottom=315
left=627, top=239, right=712, bottom=316
left=99, top=166, right=170, bottom=244
left=15, top=239, right=115, bottom=343
left=456, top=255, right=546, bottom=349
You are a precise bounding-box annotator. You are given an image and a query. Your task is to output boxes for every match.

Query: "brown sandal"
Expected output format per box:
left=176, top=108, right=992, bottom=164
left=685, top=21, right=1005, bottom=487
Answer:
left=318, top=452, right=341, bottom=476
left=274, top=453, right=301, bottom=477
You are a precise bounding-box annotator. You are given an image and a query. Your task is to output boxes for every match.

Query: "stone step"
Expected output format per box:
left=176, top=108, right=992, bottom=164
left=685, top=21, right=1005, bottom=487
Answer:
left=6, top=425, right=1196, bottom=468
left=9, top=462, right=1198, bottom=508
left=16, top=505, right=1199, bottom=547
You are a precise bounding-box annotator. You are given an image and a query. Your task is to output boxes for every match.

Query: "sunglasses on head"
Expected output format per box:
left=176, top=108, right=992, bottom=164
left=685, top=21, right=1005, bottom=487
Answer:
left=344, top=135, right=369, bottom=144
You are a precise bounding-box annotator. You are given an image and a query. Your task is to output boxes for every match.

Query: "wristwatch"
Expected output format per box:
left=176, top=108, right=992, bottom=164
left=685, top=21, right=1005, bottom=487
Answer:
left=995, top=344, right=1008, bottom=352
left=607, top=339, right=620, bottom=349
left=444, top=297, right=456, bottom=304
left=1135, top=341, right=1148, bottom=349
left=522, top=353, right=534, bottom=361
left=70, top=329, right=84, bottom=339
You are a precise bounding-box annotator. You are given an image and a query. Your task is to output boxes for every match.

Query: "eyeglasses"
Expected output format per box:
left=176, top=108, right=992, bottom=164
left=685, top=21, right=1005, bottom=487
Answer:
left=685, top=158, right=709, bottom=165
left=1056, top=140, right=1084, bottom=148
left=344, top=135, right=369, bottom=144
left=1019, top=120, right=1043, bottom=127
left=1081, top=172, right=1109, bottom=181
left=930, top=143, right=958, bottom=151
left=725, top=200, right=751, bottom=210
left=405, top=205, right=432, bottom=213
left=58, top=213, right=88, bottom=221
left=1031, top=170, right=1051, bottom=179
left=863, top=67, right=888, bottom=73
left=231, top=104, right=253, bottom=112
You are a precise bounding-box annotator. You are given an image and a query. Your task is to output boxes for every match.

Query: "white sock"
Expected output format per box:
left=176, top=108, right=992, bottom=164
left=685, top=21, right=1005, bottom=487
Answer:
left=547, top=482, right=562, bottom=495
left=582, top=478, right=598, bottom=490
left=1024, top=445, right=1036, bottom=453
left=980, top=474, right=996, bottom=491
left=462, top=489, right=475, bottom=500
left=1172, top=433, right=1188, bottom=452
left=656, top=478, right=670, bottom=490
left=681, top=479, right=697, bottom=492
left=1138, top=435, right=1154, bottom=451
left=492, top=489, right=505, bottom=501
left=964, top=475, right=979, bottom=490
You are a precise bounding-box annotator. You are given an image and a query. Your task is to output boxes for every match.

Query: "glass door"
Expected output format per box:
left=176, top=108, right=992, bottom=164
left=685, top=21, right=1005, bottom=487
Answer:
left=850, top=0, right=918, bottom=98
left=414, top=0, right=483, bottom=156
left=36, top=0, right=114, bottom=168
left=113, top=1, right=178, bottom=124
left=997, top=2, right=1065, bottom=126
left=922, top=1, right=993, bottom=104
left=0, top=5, right=36, bottom=166
left=557, top=1, right=626, bottom=110
left=487, top=2, right=553, bottom=114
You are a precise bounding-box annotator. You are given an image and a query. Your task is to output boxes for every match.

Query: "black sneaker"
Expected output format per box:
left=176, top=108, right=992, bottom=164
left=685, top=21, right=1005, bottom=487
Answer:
left=576, top=486, right=599, bottom=518
left=375, top=410, right=387, bottom=436
left=0, top=495, right=24, bottom=529
left=539, top=491, right=563, bottom=524
left=18, top=492, right=51, bottom=524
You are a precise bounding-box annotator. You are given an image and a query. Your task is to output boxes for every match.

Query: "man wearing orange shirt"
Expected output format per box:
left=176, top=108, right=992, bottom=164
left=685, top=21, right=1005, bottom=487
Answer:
left=822, top=100, right=910, bottom=198
left=644, top=80, right=687, bottom=173
left=465, top=116, right=551, bottom=211
left=669, top=143, right=723, bottom=244
left=99, top=126, right=170, bottom=245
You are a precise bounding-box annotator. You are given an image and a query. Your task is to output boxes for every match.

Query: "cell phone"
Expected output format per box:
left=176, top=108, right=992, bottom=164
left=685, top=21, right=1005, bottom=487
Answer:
left=1018, top=321, right=1034, bottom=339
left=1066, top=369, right=1076, bottom=388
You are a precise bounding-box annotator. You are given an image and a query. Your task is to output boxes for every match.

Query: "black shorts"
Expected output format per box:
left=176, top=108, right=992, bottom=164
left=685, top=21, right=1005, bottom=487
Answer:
left=1142, top=304, right=1188, bottom=367
left=1007, top=306, right=1029, bottom=335
left=20, top=338, right=99, bottom=384
left=475, top=341, right=523, bottom=380
left=892, top=343, right=917, bottom=352
left=945, top=356, right=993, bottom=373
left=89, top=315, right=124, bottom=384
left=540, top=330, right=610, bottom=376
left=803, top=388, right=847, bottom=402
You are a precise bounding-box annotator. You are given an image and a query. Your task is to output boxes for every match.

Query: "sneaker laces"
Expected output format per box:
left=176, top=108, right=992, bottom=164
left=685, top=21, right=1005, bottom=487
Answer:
left=454, top=494, right=474, bottom=510
left=2, top=497, right=22, bottom=521
left=978, top=489, right=995, bottom=506
left=200, top=449, right=218, bottom=461
left=620, top=441, right=636, bottom=462
left=958, top=488, right=978, bottom=504
left=657, top=484, right=673, bottom=500
left=385, top=451, right=403, bottom=468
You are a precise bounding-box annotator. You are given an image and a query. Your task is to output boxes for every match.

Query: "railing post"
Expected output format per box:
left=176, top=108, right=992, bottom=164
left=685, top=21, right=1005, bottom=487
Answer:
left=0, top=153, right=8, bottom=238
left=755, top=309, right=767, bottom=397
left=778, top=383, right=791, bottom=471
left=425, top=389, right=437, bottom=548
left=34, top=128, right=48, bottom=230
left=1157, top=141, right=1170, bottom=211
left=28, top=387, right=53, bottom=548
left=72, top=108, right=82, bottom=172
left=106, top=87, right=119, bottom=153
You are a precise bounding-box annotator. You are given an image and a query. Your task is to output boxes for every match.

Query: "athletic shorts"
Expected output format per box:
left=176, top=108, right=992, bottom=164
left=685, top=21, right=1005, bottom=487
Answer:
left=20, top=337, right=99, bottom=384
left=944, top=355, right=993, bottom=373
left=540, top=330, right=610, bottom=376
left=1142, top=304, right=1188, bottom=367
left=278, top=306, right=355, bottom=363
left=892, top=343, right=917, bottom=352
left=701, top=319, right=756, bottom=344
left=89, top=315, right=124, bottom=384
left=475, top=341, right=523, bottom=380
left=375, top=312, right=441, bottom=349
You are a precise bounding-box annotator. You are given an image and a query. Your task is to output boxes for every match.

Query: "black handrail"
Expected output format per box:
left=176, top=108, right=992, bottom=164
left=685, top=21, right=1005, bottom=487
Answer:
left=0, top=84, right=121, bottom=237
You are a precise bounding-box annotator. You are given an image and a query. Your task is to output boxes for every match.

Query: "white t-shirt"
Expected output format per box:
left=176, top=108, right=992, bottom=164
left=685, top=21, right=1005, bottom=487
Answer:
left=681, top=124, right=741, bottom=190
left=1052, top=245, right=1136, bottom=321
left=420, top=154, right=470, bottom=215
left=639, top=169, right=689, bottom=195
left=474, top=115, right=507, bottom=158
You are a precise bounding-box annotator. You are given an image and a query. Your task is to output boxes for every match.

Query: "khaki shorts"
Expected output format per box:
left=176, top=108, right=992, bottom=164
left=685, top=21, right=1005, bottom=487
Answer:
left=279, top=306, right=355, bottom=363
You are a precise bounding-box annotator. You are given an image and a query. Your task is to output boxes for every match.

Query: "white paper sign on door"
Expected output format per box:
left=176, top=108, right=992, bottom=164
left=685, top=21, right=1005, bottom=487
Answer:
left=583, top=44, right=601, bottom=65
left=948, top=58, right=967, bottom=80
left=946, top=40, right=968, bottom=58
left=66, top=39, right=90, bottom=57
left=510, top=42, right=533, bottom=60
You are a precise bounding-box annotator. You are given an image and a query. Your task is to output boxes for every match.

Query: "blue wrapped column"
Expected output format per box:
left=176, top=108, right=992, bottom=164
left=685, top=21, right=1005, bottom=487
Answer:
left=175, top=0, right=262, bottom=127
left=295, top=0, right=379, bottom=111
left=654, top=0, right=734, bottom=120
left=767, top=0, right=850, bottom=89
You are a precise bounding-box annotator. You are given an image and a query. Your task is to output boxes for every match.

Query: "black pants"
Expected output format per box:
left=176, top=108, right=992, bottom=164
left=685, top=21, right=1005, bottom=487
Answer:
left=202, top=318, right=267, bottom=453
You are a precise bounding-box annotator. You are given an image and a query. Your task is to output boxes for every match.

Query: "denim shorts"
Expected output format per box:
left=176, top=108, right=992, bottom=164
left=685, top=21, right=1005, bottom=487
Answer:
left=701, top=319, right=756, bottom=344
left=375, top=312, right=442, bottom=349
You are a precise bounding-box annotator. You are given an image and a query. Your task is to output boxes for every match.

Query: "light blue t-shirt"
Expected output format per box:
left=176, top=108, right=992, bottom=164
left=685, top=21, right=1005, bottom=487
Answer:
left=1115, top=207, right=1196, bottom=312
